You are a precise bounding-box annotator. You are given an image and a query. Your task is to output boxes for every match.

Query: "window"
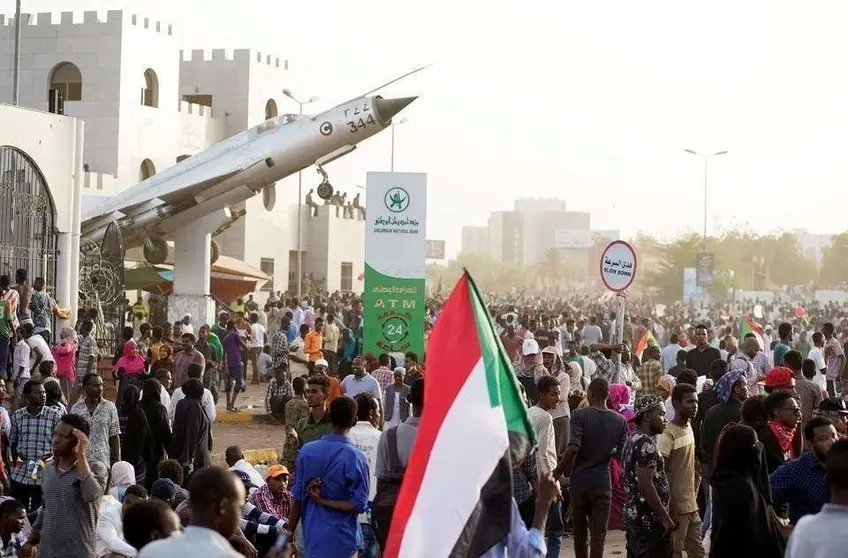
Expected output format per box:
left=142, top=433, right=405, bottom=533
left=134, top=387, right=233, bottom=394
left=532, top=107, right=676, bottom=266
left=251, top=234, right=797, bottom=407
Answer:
left=340, top=262, right=353, bottom=292
left=265, top=99, right=278, bottom=120
left=141, top=69, right=159, bottom=107
left=260, top=258, right=275, bottom=292
left=49, top=62, right=83, bottom=103
left=139, top=159, right=156, bottom=182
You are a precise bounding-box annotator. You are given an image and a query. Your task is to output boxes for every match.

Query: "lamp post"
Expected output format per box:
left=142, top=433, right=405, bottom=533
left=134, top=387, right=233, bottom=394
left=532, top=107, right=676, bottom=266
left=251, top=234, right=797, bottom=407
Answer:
left=12, top=0, right=22, bottom=105
left=283, top=89, right=319, bottom=299
left=390, top=117, right=408, bottom=171
left=684, top=148, right=728, bottom=251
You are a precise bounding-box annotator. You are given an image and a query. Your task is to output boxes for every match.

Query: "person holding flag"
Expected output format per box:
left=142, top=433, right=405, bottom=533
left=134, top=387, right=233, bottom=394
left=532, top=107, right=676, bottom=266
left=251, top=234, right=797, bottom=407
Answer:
left=382, top=272, right=559, bottom=558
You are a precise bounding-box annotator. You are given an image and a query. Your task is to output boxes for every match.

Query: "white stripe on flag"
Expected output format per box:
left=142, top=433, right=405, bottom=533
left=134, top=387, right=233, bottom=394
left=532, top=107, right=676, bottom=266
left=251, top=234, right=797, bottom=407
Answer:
left=398, top=357, right=510, bottom=558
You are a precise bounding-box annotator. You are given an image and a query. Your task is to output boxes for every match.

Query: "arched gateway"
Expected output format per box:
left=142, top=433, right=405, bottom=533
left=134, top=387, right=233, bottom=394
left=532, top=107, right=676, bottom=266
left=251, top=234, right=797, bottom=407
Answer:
left=0, top=146, right=58, bottom=297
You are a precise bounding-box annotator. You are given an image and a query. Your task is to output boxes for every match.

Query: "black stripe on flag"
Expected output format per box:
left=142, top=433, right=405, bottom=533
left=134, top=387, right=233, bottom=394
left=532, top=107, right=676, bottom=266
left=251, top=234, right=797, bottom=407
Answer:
left=448, top=448, right=514, bottom=557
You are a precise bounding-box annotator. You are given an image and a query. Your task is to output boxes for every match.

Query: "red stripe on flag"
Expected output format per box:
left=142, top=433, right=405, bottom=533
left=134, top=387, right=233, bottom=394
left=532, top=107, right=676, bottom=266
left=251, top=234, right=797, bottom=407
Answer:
left=383, top=273, right=484, bottom=557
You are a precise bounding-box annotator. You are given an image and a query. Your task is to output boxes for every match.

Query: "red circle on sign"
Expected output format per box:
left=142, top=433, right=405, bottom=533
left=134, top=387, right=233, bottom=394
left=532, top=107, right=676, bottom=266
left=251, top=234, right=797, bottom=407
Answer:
left=599, top=240, right=638, bottom=292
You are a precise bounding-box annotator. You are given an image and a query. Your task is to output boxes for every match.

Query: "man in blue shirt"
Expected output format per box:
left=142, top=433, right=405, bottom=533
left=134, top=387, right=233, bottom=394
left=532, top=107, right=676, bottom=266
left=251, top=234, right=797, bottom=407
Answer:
left=771, top=415, right=837, bottom=524
left=288, top=395, right=370, bottom=557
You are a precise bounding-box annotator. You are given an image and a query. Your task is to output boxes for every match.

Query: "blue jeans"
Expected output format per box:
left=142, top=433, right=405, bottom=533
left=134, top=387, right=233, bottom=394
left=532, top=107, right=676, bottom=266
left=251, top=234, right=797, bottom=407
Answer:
left=360, top=522, right=379, bottom=558
left=546, top=501, right=564, bottom=558
left=701, top=462, right=712, bottom=538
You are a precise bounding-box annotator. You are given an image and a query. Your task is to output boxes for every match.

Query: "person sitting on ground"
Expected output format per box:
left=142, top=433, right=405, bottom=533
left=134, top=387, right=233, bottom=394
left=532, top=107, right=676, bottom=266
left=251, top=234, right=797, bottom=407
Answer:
left=95, top=484, right=147, bottom=557
left=156, top=459, right=190, bottom=506
left=225, top=445, right=266, bottom=489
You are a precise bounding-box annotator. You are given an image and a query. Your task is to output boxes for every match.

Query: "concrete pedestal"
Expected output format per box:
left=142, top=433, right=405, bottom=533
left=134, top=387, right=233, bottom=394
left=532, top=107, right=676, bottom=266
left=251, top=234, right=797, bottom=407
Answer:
left=167, top=209, right=229, bottom=330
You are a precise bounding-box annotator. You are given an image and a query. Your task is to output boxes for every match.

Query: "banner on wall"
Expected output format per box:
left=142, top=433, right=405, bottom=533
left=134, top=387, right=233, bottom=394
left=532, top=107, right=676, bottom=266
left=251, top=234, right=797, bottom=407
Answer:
left=363, top=172, right=427, bottom=358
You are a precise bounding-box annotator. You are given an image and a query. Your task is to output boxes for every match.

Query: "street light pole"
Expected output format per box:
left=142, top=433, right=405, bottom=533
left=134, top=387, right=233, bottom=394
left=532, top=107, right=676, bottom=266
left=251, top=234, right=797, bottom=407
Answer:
left=283, top=89, right=319, bottom=299
left=389, top=117, right=408, bottom=172
left=12, top=0, right=22, bottom=106
left=684, top=148, right=728, bottom=251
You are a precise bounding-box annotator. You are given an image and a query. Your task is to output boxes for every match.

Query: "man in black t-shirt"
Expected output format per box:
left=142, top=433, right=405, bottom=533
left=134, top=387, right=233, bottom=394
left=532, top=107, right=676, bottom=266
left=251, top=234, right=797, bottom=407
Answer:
left=685, top=324, right=722, bottom=378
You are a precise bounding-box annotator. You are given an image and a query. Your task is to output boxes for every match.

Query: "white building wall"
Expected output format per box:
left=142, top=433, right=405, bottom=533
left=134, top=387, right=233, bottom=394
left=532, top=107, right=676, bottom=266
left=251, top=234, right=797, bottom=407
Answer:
left=300, top=204, right=365, bottom=293
left=0, top=10, right=227, bottom=196
left=116, top=14, right=181, bottom=184
left=0, top=11, right=124, bottom=175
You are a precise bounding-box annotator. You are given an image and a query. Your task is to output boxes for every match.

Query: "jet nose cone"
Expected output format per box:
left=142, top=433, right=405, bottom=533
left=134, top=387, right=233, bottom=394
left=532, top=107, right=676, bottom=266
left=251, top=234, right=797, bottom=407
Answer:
left=375, top=96, right=417, bottom=123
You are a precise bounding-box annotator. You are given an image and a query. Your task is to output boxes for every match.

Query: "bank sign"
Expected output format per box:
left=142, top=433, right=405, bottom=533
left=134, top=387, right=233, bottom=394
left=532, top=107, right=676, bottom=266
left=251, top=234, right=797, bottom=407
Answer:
left=363, top=172, right=427, bottom=359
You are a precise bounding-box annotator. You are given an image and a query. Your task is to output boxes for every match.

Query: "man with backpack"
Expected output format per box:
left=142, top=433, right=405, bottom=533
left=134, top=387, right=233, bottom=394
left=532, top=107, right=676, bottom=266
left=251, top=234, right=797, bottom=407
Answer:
left=372, top=378, right=424, bottom=550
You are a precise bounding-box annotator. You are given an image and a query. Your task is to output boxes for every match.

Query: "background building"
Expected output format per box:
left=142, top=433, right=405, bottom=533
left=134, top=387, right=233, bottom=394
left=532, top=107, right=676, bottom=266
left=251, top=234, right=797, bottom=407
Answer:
left=461, top=226, right=488, bottom=255
left=462, top=197, right=619, bottom=281
left=0, top=10, right=363, bottom=303
left=793, top=229, right=833, bottom=264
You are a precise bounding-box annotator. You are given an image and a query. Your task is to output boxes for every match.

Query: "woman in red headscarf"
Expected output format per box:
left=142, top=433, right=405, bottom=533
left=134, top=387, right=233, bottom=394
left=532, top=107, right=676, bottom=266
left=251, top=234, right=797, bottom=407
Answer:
left=607, top=383, right=634, bottom=530
left=113, top=339, right=147, bottom=402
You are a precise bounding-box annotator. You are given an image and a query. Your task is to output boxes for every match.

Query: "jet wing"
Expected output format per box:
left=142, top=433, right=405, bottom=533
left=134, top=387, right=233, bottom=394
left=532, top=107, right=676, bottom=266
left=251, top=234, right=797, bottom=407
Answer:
left=81, top=163, right=255, bottom=224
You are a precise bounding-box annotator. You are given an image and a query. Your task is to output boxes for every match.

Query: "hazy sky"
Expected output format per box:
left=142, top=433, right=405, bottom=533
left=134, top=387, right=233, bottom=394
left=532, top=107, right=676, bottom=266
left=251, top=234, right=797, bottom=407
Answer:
left=16, top=0, right=848, bottom=254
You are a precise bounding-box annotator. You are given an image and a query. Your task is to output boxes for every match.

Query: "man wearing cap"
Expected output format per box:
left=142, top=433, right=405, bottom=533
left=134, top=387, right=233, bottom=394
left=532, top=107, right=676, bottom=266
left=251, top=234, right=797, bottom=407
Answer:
left=383, top=367, right=410, bottom=430
left=314, top=358, right=341, bottom=397
left=515, top=339, right=549, bottom=406
left=761, top=366, right=797, bottom=394
left=623, top=395, right=674, bottom=556
left=249, top=464, right=292, bottom=522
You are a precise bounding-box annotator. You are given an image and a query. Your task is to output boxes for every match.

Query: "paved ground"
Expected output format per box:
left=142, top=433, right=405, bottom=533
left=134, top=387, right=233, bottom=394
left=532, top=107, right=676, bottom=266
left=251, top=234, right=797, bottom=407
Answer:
left=210, top=384, right=630, bottom=557
left=558, top=532, right=626, bottom=557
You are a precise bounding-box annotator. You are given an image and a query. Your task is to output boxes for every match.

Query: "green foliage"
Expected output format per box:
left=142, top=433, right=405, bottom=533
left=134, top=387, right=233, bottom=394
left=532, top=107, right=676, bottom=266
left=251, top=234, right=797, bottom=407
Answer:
left=820, top=232, right=848, bottom=287
left=641, top=231, right=818, bottom=303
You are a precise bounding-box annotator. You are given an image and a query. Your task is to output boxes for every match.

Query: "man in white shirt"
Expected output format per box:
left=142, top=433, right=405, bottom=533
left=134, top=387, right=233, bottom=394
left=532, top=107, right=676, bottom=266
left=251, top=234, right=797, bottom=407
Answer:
left=808, top=332, right=828, bottom=392
left=139, top=467, right=244, bottom=557
left=383, top=368, right=411, bottom=430
left=340, top=357, right=382, bottom=400
left=248, top=314, right=267, bottom=385
left=12, top=335, right=30, bottom=402
left=169, top=364, right=216, bottom=424
left=96, top=485, right=145, bottom=557
left=662, top=333, right=683, bottom=372
left=24, top=324, right=54, bottom=376
left=322, top=313, right=341, bottom=373
left=526, top=375, right=564, bottom=558
left=542, top=347, right=571, bottom=458
left=348, top=393, right=382, bottom=558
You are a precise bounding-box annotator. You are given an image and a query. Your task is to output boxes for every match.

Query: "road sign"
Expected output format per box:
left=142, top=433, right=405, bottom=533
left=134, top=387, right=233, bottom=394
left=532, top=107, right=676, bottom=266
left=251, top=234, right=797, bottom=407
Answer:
left=600, top=240, right=637, bottom=292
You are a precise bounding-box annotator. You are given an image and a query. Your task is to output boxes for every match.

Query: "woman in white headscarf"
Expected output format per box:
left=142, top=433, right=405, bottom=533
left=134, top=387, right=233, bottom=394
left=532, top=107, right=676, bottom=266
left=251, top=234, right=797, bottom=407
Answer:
left=108, top=461, right=137, bottom=502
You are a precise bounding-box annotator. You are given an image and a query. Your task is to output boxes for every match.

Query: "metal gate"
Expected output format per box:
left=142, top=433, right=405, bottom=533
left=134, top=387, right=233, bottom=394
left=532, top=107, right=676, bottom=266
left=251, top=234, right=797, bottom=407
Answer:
left=0, top=146, right=58, bottom=305
left=79, top=222, right=126, bottom=358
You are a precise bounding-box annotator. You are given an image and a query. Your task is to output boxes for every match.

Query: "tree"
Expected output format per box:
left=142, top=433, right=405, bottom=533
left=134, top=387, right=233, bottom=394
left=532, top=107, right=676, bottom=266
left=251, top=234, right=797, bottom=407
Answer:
left=820, top=232, right=848, bottom=287
left=534, top=248, right=566, bottom=288
left=639, top=230, right=817, bottom=303
left=641, top=234, right=702, bottom=303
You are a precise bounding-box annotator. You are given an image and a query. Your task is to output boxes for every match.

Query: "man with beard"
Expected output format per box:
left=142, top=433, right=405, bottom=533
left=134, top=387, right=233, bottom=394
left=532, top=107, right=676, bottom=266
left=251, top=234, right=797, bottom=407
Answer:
left=770, top=416, right=838, bottom=525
